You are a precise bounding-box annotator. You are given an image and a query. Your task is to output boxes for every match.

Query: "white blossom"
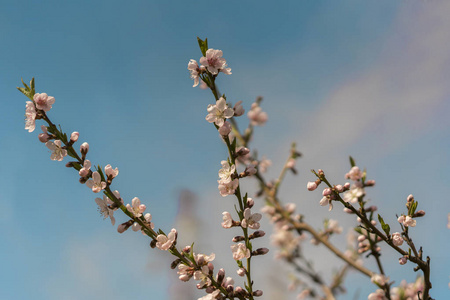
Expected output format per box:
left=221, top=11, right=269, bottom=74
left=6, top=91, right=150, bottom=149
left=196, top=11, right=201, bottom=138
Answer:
left=45, top=140, right=67, bottom=161
left=205, top=97, right=234, bottom=127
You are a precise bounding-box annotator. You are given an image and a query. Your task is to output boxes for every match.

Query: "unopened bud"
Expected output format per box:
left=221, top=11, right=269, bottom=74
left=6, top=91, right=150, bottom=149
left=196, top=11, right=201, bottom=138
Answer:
left=118, top=220, right=133, bottom=233
left=183, top=246, right=191, bottom=253
left=366, top=205, right=378, bottom=212
left=150, top=239, right=157, bottom=248
left=70, top=131, right=79, bottom=142
left=365, top=179, right=376, bottom=186
left=250, top=230, right=266, bottom=239
left=236, top=147, right=250, bottom=157
left=246, top=197, right=254, bottom=208
left=171, top=259, right=181, bottom=269
left=235, top=286, right=245, bottom=296
left=357, top=235, right=366, bottom=242
left=343, top=182, right=351, bottom=190
left=334, top=184, right=344, bottom=193
left=217, top=268, right=225, bottom=284
left=343, top=207, right=353, bottom=214
left=322, top=188, right=332, bottom=196
left=233, top=236, right=245, bottom=242
left=208, top=262, right=214, bottom=275
left=244, top=165, right=257, bottom=176
left=407, top=194, right=414, bottom=203
left=38, top=133, right=50, bottom=143
left=399, top=256, right=407, bottom=265
left=252, top=248, right=269, bottom=256
left=285, top=203, right=296, bottom=213
left=253, top=290, right=263, bottom=297
left=413, top=210, right=425, bottom=217
left=307, top=181, right=318, bottom=191
left=233, top=101, right=245, bottom=116
left=237, top=268, right=246, bottom=277
left=66, top=162, right=75, bottom=168
left=218, top=121, right=232, bottom=136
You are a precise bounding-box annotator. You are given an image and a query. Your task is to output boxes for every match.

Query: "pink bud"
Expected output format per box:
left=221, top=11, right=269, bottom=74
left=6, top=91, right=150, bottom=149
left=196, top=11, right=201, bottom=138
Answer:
left=246, top=197, right=254, bottom=208
left=253, top=290, right=263, bottom=297
left=307, top=181, right=317, bottom=191
left=237, top=268, right=246, bottom=277
left=335, top=184, right=344, bottom=193
left=70, top=131, right=79, bottom=142
left=407, top=194, right=414, bottom=202
left=322, top=188, right=332, bottom=196
left=233, top=100, right=245, bottom=116
left=218, top=121, right=232, bottom=136
left=343, top=182, right=351, bottom=190
left=38, top=133, right=50, bottom=143
left=399, top=256, right=407, bottom=265
left=80, top=142, right=89, bottom=155
left=365, top=179, right=376, bottom=186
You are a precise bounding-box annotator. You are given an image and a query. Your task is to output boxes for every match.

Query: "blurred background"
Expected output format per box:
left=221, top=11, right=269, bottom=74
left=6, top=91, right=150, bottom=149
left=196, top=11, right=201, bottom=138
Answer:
left=1, top=0, right=449, bottom=299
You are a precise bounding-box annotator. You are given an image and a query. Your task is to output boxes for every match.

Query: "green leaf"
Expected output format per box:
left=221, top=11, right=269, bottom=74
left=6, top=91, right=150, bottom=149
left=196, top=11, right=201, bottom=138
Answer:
left=21, top=78, right=30, bottom=90
left=354, top=227, right=363, bottom=234
left=231, top=137, right=236, bottom=152
left=30, top=78, right=35, bottom=93
left=197, top=37, right=208, bottom=56
left=349, top=156, right=356, bottom=167
left=17, top=87, right=28, bottom=96
left=378, top=214, right=390, bottom=236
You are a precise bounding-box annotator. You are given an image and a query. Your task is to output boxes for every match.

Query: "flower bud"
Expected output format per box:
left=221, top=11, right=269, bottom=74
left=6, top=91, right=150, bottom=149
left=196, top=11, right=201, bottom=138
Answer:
left=118, top=220, right=133, bottom=233
left=307, top=181, right=318, bottom=191
left=233, top=101, right=245, bottom=116
left=237, top=268, right=246, bottom=277
left=38, top=133, right=50, bottom=143
left=216, top=268, right=225, bottom=284
left=236, top=147, right=250, bottom=157
left=252, top=248, right=269, bottom=256
left=171, top=259, right=181, bottom=269
left=246, top=197, right=254, bottom=208
left=413, top=210, right=426, bottom=218
left=322, top=188, right=332, bottom=196
left=399, top=256, right=407, bottom=265
left=70, top=131, right=79, bottom=142
left=80, top=142, right=89, bottom=156
left=218, top=121, right=232, bottom=136
left=232, top=236, right=245, bottom=242
left=253, top=290, right=263, bottom=297
left=244, top=165, right=257, bottom=176
left=365, top=179, right=376, bottom=186
left=407, top=194, right=414, bottom=203
left=335, top=184, right=344, bottom=193
left=150, top=239, right=157, bottom=248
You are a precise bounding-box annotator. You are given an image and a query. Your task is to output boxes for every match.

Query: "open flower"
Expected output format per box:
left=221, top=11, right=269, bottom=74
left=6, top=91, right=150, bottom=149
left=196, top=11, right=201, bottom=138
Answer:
left=45, top=140, right=67, bottom=161
left=187, top=59, right=201, bottom=87
left=247, top=102, right=268, bottom=126
left=104, top=164, right=119, bottom=179
left=218, top=160, right=235, bottom=183
left=231, top=243, right=251, bottom=260
left=199, top=49, right=231, bottom=75
left=343, top=185, right=364, bottom=203
left=86, top=171, right=106, bottom=193
left=126, top=197, right=146, bottom=218
left=95, top=195, right=116, bottom=225
left=33, top=93, right=55, bottom=112
left=25, top=101, right=37, bottom=132
left=156, top=228, right=177, bottom=250
left=241, top=208, right=262, bottom=229
left=205, top=97, right=234, bottom=127
left=218, top=179, right=239, bottom=197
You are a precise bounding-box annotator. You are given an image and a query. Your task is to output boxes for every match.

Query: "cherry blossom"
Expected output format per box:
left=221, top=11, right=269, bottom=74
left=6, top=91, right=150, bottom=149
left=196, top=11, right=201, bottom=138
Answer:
left=95, top=195, right=116, bottom=225
left=132, top=213, right=154, bottom=232
left=198, top=289, right=220, bottom=300
left=187, top=59, right=201, bottom=87
left=205, top=97, right=234, bottom=127
left=367, top=289, right=387, bottom=300
left=86, top=171, right=106, bottom=193
left=231, top=243, right=251, bottom=260
left=45, top=140, right=67, bottom=161
left=241, top=208, right=262, bottom=229
left=126, top=197, right=146, bottom=217
left=247, top=102, right=268, bottom=126
left=345, top=166, right=363, bottom=181
left=343, top=185, right=364, bottom=203
left=33, top=93, right=55, bottom=112
left=218, top=160, right=235, bottom=183
left=104, top=164, right=119, bottom=179
left=25, top=101, right=36, bottom=132
left=199, top=48, right=231, bottom=75
left=222, top=211, right=233, bottom=228
left=233, top=100, right=244, bottom=116
left=218, top=178, right=239, bottom=197
left=155, top=228, right=177, bottom=250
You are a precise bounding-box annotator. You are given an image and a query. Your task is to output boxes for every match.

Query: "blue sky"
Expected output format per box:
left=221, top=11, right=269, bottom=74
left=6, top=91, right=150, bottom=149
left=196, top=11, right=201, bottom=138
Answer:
left=1, top=1, right=449, bottom=299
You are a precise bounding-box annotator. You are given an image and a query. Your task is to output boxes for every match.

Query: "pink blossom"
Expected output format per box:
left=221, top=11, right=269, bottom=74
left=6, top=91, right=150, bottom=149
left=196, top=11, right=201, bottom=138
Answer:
left=346, top=166, right=363, bottom=181
left=33, top=93, right=55, bottom=112
left=25, top=101, right=37, bottom=132
left=247, top=102, right=268, bottom=126
left=45, top=140, right=67, bottom=161
left=132, top=213, right=154, bottom=232
left=104, top=164, right=119, bottom=179
left=231, top=243, right=251, bottom=260
left=367, top=289, right=387, bottom=300
left=403, top=216, right=416, bottom=227
left=205, top=97, right=234, bottom=127
left=95, top=195, right=116, bottom=225
left=218, top=179, right=239, bottom=197
left=218, top=160, right=235, bottom=183
left=187, top=59, right=201, bottom=87
left=156, top=228, right=177, bottom=250
left=343, top=185, right=364, bottom=203
left=126, top=197, right=146, bottom=217
left=371, top=274, right=389, bottom=286
left=286, top=158, right=296, bottom=169
left=222, top=212, right=233, bottom=228
left=199, top=48, right=231, bottom=75
left=86, top=171, right=106, bottom=193
left=241, top=208, right=262, bottom=230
